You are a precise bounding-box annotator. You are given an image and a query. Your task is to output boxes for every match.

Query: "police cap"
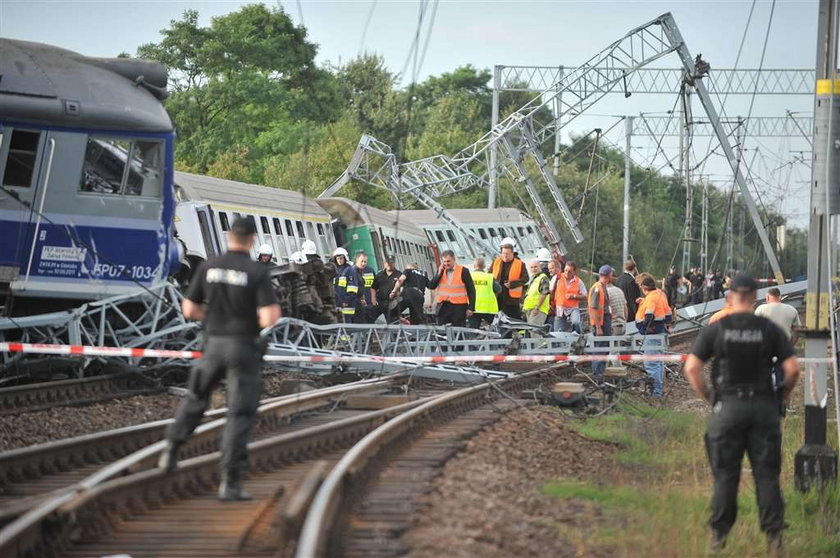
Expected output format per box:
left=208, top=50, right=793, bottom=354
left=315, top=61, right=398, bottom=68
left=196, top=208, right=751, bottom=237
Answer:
left=385, top=254, right=396, bottom=263
left=730, top=273, right=758, bottom=293
left=231, top=217, right=257, bottom=236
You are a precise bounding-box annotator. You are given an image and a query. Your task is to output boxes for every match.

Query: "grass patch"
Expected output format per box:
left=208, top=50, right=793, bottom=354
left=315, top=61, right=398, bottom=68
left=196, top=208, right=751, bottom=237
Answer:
left=545, top=397, right=840, bottom=557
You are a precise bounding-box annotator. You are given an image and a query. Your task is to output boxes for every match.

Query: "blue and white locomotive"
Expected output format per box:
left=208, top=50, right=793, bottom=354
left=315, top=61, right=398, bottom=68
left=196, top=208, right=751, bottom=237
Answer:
left=0, top=39, right=180, bottom=311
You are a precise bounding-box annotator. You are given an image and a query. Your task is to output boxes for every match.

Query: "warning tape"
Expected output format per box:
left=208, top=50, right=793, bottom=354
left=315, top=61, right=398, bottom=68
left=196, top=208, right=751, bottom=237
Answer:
left=0, top=342, right=832, bottom=365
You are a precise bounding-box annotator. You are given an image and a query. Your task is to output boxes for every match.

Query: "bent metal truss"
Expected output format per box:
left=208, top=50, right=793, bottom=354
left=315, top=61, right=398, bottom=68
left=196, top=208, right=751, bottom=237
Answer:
left=325, top=12, right=787, bottom=283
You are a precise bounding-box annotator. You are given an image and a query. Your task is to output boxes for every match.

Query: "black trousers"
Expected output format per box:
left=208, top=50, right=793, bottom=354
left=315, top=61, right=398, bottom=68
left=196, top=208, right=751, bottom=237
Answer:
left=437, top=301, right=468, bottom=327
left=705, top=394, right=784, bottom=536
left=500, top=302, right=522, bottom=320
left=468, top=312, right=496, bottom=329
left=401, top=289, right=427, bottom=324
left=167, top=336, right=262, bottom=481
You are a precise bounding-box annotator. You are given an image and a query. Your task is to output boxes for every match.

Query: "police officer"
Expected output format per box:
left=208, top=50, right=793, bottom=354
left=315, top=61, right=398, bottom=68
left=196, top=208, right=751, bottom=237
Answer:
left=683, top=274, right=800, bottom=555
left=469, top=257, right=500, bottom=329
left=331, top=247, right=360, bottom=322
left=391, top=262, right=430, bottom=324
left=158, top=217, right=281, bottom=501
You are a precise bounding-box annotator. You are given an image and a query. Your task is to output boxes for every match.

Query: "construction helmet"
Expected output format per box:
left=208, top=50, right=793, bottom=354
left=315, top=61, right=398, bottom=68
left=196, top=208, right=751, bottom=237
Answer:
left=536, top=248, right=552, bottom=262
left=332, top=247, right=349, bottom=258
left=258, top=244, right=274, bottom=257
left=500, top=237, right=517, bottom=249
left=301, top=239, right=318, bottom=255
left=290, top=251, right=308, bottom=264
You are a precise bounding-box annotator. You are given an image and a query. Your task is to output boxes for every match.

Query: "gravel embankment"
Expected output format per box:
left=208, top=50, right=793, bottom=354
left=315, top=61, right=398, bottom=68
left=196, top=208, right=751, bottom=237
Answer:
left=404, top=406, right=616, bottom=558
left=0, top=371, right=336, bottom=451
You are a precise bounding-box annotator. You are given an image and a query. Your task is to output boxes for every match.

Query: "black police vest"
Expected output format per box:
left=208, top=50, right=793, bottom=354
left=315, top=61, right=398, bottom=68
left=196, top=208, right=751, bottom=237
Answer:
left=711, top=318, right=774, bottom=392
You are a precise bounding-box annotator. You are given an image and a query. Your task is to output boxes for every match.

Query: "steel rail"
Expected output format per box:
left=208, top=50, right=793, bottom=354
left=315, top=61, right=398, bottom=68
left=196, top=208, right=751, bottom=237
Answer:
left=0, top=373, right=161, bottom=415
left=0, top=374, right=402, bottom=554
left=296, top=365, right=560, bottom=557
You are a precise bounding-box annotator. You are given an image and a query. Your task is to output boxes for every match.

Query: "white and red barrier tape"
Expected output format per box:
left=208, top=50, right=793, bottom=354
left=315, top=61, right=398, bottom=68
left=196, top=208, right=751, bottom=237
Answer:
left=0, top=342, right=832, bottom=365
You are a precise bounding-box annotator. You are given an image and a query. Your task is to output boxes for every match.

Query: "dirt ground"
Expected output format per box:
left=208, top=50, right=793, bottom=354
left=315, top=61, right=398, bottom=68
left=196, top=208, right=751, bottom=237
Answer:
left=404, top=406, right=617, bottom=558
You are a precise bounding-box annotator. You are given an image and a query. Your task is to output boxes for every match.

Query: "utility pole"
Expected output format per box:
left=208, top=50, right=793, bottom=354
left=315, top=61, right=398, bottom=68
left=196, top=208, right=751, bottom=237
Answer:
left=623, top=116, right=633, bottom=263
left=796, top=0, right=839, bottom=491
left=700, top=178, right=709, bottom=275
left=727, top=118, right=744, bottom=273
left=489, top=65, right=501, bottom=209
left=681, top=88, right=694, bottom=273
left=553, top=66, right=565, bottom=177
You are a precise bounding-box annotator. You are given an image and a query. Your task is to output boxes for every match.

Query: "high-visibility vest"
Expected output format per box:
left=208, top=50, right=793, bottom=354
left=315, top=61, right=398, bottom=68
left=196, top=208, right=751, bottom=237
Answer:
left=554, top=275, right=584, bottom=309
left=635, top=289, right=667, bottom=322
left=491, top=257, right=525, bottom=298
left=587, top=281, right=609, bottom=327
left=523, top=273, right=550, bottom=314
left=654, top=288, right=672, bottom=323
left=709, top=304, right=733, bottom=324
left=472, top=270, right=498, bottom=314
left=436, top=265, right=469, bottom=304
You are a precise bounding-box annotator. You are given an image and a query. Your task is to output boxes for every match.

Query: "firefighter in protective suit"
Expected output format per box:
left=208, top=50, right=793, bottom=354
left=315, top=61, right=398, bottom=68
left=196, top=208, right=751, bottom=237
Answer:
left=331, top=247, right=360, bottom=322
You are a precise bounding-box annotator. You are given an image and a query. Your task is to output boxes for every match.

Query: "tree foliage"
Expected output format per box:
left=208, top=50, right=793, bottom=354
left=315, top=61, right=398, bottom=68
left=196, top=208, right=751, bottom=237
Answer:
left=136, top=4, right=804, bottom=280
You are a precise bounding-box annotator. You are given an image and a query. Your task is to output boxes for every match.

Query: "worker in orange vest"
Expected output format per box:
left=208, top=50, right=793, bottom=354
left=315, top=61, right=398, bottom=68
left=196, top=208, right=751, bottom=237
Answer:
left=635, top=276, right=669, bottom=397
left=553, top=260, right=587, bottom=333
left=428, top=249, right=476, bottom=327
left=491, top=237, right=529, bottom=321
left=588, top=265, right=614, bottom=380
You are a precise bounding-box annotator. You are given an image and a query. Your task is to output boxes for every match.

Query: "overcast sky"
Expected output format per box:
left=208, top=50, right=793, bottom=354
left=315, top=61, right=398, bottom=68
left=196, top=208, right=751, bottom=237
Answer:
left=0, top=0, right=820, bottom=226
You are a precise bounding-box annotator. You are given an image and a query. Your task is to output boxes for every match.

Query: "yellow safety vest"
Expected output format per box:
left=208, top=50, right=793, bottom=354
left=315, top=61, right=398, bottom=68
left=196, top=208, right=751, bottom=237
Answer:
left=523, top=273, right=550, bottom=314
left=471, top=270, right=498, bottom=314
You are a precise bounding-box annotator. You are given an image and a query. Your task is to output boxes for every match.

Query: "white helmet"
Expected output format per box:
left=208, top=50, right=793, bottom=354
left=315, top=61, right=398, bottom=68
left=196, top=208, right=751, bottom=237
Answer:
left=536, top=248, right=552, bottom=262
left=290, top=251, right=308, bottom=264
left=301, top=239, right=318, bottom=255
left=332, top=247, right=349, bottom=258
left=500, top=237, right=517, bottom=249
left=258, top=244, right=273, bottom=256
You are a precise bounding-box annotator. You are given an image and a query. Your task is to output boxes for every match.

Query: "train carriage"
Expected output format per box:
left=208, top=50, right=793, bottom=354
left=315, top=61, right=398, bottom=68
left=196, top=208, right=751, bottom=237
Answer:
left=316, top=198, right=436, bottom=275
left=175, top=172, right=337, bottom=269
left=397, top=208, right=545, bottom=263
left=0, top=39, right=180, bottom=309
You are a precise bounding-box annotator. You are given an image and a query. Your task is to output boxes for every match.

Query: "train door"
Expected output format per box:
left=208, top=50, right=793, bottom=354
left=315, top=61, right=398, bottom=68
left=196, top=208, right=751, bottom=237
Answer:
left=0, top=126, right=49, bottom=277
left=370, top=229, right=386, bottom=270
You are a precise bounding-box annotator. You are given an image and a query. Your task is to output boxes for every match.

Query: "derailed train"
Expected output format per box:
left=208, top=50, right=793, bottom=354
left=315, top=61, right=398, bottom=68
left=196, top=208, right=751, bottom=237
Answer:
left=0, top=38, right=545, bottom=323
left=0, top=39, right=181, bottom=314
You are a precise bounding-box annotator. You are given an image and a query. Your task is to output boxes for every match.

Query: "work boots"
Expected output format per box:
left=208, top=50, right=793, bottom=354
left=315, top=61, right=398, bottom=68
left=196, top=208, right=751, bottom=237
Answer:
left=157, top=441, right=180, bottom=473
left=767, top=532, right=784, bottom=558
left=218, top=476, right=252, bottom=501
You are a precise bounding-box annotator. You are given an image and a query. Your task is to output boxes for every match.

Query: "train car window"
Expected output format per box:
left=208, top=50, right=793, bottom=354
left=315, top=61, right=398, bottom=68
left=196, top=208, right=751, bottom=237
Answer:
left=295, top=221, right=305, bottom=238
left=446, top=231, right=456, bottom=241
left=317, top=223, right=328, bottom=255
left=2, top=129, right=40, bottom=188
left=273, top=218, right=282, bottom=235
left=80, top=137, right=128, bottom=194
left=260, top=216, right=270, bottom=234
left=123, top=140, right=162, bottom=197
left=285, top=219, right=294, bottom=237
left=488, top=227, right=496, bottom=237
left=518, top=227, right=525, bottom=236
left=435, top=230, right=444, bottom=242
left=247, top=215, right=256, bottom=231
left=478, top=228, right=488, bottom=240
left=527, top=226, right=534, bottom=234
left=219, top=212, right=230, bottom=231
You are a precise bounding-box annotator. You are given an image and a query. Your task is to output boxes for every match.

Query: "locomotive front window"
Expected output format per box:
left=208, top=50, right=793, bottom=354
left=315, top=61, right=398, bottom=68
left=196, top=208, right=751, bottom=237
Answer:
left=2, top=129, right=41, bottom=188
left=80, top=136, right=162, bottom=197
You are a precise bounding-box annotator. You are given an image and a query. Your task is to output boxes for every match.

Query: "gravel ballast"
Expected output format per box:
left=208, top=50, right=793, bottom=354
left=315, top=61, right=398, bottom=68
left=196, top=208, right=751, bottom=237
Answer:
left=404, top=406, right=616, bottom=558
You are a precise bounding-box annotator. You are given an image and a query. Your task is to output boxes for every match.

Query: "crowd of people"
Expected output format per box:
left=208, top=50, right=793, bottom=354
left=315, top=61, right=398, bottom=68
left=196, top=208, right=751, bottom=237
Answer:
left=663, top=266, right=730, bottom=308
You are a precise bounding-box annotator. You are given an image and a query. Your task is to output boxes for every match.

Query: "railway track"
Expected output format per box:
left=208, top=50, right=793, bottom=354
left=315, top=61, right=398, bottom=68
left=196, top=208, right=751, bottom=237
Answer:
left=0, top=365, right=559, bottom=558
left=0, top=374, right=402, bottom=530
left=0, top=373, right=162, bottom=415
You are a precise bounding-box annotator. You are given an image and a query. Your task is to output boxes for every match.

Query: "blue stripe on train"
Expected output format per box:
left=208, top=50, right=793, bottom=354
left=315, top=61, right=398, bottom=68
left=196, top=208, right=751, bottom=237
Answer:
left=0, top=219, right=164, bottom=284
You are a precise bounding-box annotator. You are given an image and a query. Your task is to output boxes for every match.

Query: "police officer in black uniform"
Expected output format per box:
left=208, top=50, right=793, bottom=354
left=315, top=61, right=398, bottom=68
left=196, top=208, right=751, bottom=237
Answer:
left=391, top=262, right=429, bottom=324
left=159, top=217, right=281, bottom=501
left=683, top=274, right=800, bottom=555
